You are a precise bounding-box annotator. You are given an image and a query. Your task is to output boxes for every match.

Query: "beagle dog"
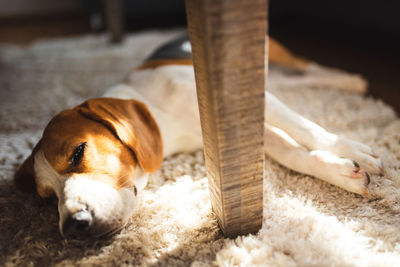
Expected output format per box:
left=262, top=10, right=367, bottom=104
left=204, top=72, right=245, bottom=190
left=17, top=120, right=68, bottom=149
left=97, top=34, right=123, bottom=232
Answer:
left=14, top=35, right=383, bottom=240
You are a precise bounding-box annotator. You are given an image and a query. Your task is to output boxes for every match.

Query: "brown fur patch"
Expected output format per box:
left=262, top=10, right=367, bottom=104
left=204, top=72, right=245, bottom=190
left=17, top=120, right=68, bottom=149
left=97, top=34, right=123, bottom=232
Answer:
left=78, top=98, right=163, bottom=173
left=137, top=58, right=193, bottom=70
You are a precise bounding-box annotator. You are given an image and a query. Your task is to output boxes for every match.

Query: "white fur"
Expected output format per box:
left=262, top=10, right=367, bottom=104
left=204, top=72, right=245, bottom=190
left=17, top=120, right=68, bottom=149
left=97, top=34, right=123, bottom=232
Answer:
left=134, top=166, right=149, bottom=191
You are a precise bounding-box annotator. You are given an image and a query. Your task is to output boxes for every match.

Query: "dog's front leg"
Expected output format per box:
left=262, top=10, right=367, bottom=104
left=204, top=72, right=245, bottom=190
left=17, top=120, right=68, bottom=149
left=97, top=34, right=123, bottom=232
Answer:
left=264, top=91, right=383, bottom=175
left=264, top=123, right=371, bottom=196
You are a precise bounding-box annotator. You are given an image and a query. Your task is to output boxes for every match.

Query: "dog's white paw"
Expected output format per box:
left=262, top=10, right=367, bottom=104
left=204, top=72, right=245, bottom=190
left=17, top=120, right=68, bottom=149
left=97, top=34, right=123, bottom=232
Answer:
left=327, top=136, right=383, bottom=175
left=310, top=150, right=371, bottom=197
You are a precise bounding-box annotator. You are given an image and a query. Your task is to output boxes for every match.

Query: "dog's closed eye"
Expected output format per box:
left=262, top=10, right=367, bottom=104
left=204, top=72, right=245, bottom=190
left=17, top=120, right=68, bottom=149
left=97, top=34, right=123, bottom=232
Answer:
left=70, top=142, right=87, bottom=167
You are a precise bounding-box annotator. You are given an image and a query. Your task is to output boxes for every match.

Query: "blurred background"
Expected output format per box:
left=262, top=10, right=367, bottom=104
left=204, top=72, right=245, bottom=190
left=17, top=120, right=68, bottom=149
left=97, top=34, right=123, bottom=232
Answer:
left=0, top=0, right=399, bottom=113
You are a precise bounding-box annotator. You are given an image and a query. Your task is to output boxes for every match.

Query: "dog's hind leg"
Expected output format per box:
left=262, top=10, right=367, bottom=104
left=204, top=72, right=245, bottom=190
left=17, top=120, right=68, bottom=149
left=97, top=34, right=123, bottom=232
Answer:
left=268, top=37, right=310, bottom=73
left=267, top=37, right=367, bottom=93
left=264, top=123, right=371, bottom=196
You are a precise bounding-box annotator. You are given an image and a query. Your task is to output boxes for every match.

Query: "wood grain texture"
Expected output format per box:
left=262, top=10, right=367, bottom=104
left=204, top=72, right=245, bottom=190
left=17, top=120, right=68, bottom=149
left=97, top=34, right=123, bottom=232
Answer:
left=185, top=0, right=267, bottom=237
left=104, top=0, right=124, bottom=43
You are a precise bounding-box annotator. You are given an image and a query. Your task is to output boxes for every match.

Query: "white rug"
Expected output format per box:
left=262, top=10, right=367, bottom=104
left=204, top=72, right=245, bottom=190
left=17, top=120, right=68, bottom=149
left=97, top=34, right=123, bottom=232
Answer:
left=1, top=30, right=400, bottom=266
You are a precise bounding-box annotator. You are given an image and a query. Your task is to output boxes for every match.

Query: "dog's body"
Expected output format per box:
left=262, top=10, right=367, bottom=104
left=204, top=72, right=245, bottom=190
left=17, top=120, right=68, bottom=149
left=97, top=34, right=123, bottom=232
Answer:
left=14, top=35, right=383, bottom=239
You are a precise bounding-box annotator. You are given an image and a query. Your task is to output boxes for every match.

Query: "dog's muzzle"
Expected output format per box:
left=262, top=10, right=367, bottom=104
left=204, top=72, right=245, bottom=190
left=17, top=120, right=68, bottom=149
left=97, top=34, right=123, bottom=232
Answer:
left=62, top=208, right=93, bottom=240
left=58, top=175, right=139, bottom=240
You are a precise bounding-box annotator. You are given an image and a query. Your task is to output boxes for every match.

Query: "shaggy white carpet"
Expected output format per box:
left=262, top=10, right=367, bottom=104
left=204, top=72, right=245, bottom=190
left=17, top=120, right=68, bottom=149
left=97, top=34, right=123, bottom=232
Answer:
left=1, top=30, right=400, bottom=266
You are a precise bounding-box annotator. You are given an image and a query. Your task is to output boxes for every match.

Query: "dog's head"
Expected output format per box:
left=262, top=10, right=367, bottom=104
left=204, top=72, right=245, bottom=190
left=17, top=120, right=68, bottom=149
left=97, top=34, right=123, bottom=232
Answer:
left=14, top=98, right=163, bottom=239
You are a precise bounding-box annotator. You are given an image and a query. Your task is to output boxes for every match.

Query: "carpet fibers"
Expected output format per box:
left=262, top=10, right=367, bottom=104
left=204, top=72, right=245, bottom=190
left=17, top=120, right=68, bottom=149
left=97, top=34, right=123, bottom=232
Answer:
left=1, top=30, right=400, bottom=266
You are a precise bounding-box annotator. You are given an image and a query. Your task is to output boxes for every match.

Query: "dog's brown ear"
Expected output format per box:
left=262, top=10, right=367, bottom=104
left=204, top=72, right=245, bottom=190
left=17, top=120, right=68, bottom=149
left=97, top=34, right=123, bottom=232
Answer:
left=78, top=98, right=163, bottom=173
left=14, top=139, right=42, bottom=193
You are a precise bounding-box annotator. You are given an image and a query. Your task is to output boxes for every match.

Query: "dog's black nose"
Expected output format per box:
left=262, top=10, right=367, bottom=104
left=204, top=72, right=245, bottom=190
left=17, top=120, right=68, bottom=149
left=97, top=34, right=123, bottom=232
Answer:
left=62, top=210, right=93, bottom=239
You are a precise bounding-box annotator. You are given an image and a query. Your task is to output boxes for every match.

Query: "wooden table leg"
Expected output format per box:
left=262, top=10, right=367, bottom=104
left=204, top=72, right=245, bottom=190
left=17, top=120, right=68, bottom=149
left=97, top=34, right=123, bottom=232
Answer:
left=185, top=0, right=267, bottom=237
left=104, top=0, right=124, bottom=43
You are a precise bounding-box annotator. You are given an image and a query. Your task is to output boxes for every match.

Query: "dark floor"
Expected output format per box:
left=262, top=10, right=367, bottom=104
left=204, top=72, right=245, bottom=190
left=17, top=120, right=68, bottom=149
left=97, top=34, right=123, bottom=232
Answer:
left=0, top=14, right=398, bottom=114
left=0, top=13, right=90, bottom=44
left=270, top=19, right=400, bottom=115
